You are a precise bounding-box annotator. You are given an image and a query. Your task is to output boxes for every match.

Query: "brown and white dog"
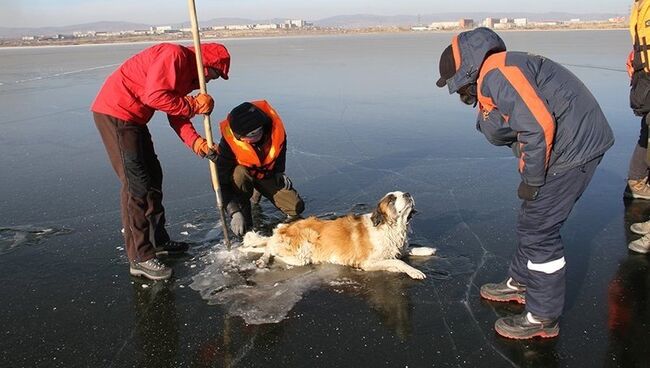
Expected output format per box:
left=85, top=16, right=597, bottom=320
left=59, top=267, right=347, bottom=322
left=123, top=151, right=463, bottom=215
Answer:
left=239, top=191, right=435, bottom=279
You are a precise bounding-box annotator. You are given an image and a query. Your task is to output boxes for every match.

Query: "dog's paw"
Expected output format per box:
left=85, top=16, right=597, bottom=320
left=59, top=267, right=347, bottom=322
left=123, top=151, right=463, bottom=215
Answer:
left=255, top=258, right=266, bottom=268
left=407, top=269, right=426, bottom=280
left=409, top=247, right=436, bottom=257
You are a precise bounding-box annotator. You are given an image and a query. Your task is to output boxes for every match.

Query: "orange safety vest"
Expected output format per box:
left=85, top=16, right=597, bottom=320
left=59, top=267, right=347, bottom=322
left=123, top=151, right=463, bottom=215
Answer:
left=219, top=100, right=286, bottom=179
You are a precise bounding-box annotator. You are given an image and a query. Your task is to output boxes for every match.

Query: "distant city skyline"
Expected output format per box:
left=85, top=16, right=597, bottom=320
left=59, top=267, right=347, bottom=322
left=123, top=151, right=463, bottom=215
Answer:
left=0, top=0, right=629, bottom=28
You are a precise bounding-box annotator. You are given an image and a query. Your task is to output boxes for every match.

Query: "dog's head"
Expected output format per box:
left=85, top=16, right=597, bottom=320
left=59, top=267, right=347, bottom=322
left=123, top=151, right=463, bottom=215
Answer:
left=371, top=191, right=416, bottom=227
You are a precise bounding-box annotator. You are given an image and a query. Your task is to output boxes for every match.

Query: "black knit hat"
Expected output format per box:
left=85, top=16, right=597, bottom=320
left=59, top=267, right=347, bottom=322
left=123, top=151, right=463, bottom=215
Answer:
left=229, top=102, right=271, bottom=137
left=436, top=45, right=456, bottom=88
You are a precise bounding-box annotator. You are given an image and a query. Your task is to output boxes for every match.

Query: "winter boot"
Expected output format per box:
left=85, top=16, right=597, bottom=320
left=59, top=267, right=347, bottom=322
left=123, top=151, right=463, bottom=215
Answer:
left=154, top=240, right=190, bottom=256
left=480, top=277, right=526, bottom=304
left=629, top=234, right=650, bottom=254
left=625, top=177, right=650, bottom=200
left=495, top=312, right=559, bottom=339
left=129, top=258, right=172, bottom=280
left=630, top=220, right=650, bottom=235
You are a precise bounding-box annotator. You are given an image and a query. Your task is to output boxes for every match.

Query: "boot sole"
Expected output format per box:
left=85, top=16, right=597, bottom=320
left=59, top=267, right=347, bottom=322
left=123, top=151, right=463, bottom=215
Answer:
left=628, top=243, right=650, bottom=254
left=129, top=267, right=172, bottom=281
left=495, top=325, right=559, bottom=340
left=624, top=191, right=650, bottom=200
left=480, top=290, right=526, bottom=304
left=630, top=226, right=650, bottom=235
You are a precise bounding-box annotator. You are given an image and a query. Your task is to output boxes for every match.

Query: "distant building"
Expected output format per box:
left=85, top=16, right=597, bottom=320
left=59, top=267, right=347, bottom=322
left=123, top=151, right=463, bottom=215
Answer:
left=514, top=18, right=528, bottom=27
left=500, top=18, right=513, bottom=24
left=429, top=21, right=459, bottom=30
left=151, top=26, right=172, bottom=34
left=483, top=18, right=499, bottom=28
left=254, top=23, right=280, bottom=30
left=569, top=18, right=581, bottom=23
left=209, top=26, right=226, bottom=31
left=21, top=36, right=35, bottom=41
left=493, top=23, right=512, bottom=30
left=459, top=19, right=474, bottom=29
left=73, top=31, right=96, bottom=38
left=226, top=24, right=250, bottom=30
left=284, top=19, right=307, bottom=28
left=609, top=16, right=625, bottom=23
left=411, top=26, right=429, bottom=31
left=531, top=21, right=561, bottom=27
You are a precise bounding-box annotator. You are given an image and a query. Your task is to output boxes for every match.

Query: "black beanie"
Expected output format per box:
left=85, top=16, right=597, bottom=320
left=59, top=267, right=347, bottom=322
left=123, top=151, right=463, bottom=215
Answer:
left=436, top=44, right=456, bottom=88
left=229, top=102, right=271, bottom=137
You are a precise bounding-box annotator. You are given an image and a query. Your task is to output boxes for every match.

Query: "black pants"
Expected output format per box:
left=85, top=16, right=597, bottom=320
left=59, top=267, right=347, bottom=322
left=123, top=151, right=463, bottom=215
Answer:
left=508, top=156, right=602, bottom=319
left=637, top=114, right=648, bottom=149
left=94, top=112, right=169, bottom=262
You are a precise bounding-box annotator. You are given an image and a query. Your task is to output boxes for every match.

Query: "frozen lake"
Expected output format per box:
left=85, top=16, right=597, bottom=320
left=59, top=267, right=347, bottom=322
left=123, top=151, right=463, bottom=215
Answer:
left=1, top=30, right=648, bottom=367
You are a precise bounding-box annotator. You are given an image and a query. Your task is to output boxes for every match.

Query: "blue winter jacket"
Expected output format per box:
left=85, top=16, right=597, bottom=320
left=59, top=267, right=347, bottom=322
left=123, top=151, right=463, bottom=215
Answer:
left=446, top=27, right=614, bottom=186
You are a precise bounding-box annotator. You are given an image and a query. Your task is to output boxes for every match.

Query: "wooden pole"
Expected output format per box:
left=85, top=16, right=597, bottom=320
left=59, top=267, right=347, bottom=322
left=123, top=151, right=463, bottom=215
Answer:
left=187, top=0, right=231, bottom=250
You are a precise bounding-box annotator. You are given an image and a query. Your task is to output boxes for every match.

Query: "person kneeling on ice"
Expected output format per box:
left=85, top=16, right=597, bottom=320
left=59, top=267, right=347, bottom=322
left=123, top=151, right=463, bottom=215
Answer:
left=91, top=42, right=230, bottom=281
left=435, top=28, right=614, bottom=339
left=214, top=101, right=304, bottom=237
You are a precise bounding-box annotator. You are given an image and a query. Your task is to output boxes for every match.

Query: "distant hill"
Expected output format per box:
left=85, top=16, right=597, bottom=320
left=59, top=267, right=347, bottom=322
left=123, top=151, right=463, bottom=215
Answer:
left=0, top=21, right=151, bottom=38
left=0, top=12, right=626, bottom=38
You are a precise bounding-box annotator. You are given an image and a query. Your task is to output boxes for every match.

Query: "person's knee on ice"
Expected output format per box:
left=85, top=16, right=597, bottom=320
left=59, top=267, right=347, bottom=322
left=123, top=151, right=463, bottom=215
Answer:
left=215, top=100, right=305, bottom=230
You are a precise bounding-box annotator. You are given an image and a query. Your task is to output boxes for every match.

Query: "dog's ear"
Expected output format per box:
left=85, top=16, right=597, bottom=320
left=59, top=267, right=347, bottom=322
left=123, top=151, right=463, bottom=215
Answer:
left=371, top=205, right=385, bottom=227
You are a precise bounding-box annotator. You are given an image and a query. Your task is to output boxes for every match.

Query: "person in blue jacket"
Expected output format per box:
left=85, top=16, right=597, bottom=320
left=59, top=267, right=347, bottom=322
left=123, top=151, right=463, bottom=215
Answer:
left=436, top=27, right=614, bottom=339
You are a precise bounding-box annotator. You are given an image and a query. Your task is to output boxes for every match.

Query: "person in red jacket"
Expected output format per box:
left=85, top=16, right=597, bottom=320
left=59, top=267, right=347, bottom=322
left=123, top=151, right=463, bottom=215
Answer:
left=91, top=42, right=230, bottom=281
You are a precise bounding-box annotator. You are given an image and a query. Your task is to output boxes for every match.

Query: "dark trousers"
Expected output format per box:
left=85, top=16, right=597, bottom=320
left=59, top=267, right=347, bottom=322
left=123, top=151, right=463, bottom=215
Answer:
left=94, top=112, right=170, bottom=262
left=231, top=165, right=304, bottom=223
left=637, top=114, right=648, bottom=149
left=628, top=114, right=650, bottom=180
left=508, top=156, right=602, bottom=319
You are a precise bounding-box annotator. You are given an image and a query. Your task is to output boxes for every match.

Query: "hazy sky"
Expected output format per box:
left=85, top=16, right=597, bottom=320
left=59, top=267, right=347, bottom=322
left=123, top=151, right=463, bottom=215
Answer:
left=0, top=0, right=629, bottom=28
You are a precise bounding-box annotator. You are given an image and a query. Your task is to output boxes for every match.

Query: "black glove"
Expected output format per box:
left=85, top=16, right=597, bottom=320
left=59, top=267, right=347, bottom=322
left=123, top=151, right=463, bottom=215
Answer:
left=230, top=211, right=247, bottom=236
left=204, top=148, right=218, bottom=163
left=510, top=143, right=521, bottom=158
left=275, top=173, right=293, bottom=190
left=517, top=181, right=540, bottom=201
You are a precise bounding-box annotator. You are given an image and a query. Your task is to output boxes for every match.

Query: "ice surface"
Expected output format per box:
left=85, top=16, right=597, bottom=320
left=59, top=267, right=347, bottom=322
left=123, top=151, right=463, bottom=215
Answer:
left=0, top=226, right=73, bottom=255
left=190, top=243, right=345, bottom=325
left=0, top=31, right=641, bottom=367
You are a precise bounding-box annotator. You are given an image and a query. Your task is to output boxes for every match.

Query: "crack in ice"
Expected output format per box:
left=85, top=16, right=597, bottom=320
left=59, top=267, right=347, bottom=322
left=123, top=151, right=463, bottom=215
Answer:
left=449, top=189, right=519, bottom=368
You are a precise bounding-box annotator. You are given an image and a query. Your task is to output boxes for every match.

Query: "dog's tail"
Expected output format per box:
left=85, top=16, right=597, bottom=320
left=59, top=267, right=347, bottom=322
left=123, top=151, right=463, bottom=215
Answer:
left=239, top=231, right=269, bottom=253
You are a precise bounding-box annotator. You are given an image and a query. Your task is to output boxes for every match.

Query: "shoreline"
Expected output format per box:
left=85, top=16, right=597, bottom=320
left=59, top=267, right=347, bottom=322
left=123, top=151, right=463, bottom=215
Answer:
left=0, top=26, right=628, bottom=49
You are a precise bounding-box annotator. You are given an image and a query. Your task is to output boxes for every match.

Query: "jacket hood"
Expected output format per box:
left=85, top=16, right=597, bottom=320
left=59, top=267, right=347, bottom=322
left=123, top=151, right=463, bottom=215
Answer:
left=188, top=43, right=231, bottom=80
left=446, top=27, right=506, bottom=94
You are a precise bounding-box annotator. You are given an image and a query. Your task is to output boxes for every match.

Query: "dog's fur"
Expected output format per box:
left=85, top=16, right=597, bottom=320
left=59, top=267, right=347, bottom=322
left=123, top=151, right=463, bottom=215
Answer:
left=239, top=191, right=435, bottom=279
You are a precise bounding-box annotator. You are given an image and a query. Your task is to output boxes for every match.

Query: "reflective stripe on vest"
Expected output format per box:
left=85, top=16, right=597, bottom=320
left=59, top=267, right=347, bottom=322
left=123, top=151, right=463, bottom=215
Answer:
left=219, top=100, right=286, bottom=179
left=631, top=0, right=650, bottom=73
left=527, top=257, right=566, bottom=274
left=477, top=52, right=555, bottom=174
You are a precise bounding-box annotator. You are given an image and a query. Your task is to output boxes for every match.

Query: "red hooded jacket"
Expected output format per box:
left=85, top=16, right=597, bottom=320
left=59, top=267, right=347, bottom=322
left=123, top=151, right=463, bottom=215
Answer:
left=91, top=42, right=230, bottom=148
